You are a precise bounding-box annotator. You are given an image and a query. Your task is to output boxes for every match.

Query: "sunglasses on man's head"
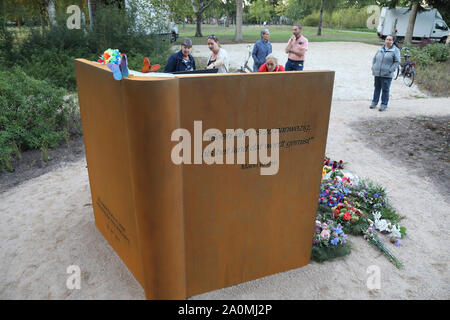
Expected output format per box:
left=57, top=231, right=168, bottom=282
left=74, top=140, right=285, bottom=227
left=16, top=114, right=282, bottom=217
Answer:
left=207, top=35, right=218, bottom=40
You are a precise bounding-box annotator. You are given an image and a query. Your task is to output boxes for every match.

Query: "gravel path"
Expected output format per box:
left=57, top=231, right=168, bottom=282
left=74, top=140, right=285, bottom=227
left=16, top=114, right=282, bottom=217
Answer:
left=1, top=43, right=449, bottom=300
left=191, top=42, right=426, bottom=101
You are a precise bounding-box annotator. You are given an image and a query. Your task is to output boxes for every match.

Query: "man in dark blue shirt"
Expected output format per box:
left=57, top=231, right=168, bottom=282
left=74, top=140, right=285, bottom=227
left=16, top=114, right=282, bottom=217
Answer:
left=252, top=29, right=272, bottom=72
left=164, top=38, right=196, bottom=73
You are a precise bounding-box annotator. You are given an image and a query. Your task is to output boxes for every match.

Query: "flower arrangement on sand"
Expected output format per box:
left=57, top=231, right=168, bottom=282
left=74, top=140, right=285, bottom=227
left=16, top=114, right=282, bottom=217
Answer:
left=312, top=157, right=406, bottom=269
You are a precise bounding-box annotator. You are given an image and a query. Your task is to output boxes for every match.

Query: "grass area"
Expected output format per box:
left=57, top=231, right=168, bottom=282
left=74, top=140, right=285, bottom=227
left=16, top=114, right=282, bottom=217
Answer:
left=177, top=24, right=381, bottom=45
left=415, top=60, right=450, bottom=97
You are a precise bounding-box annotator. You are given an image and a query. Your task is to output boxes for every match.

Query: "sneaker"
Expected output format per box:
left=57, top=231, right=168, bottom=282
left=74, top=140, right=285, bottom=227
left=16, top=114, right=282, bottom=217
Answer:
left=379, top=104, right=387, bottom=112
left=369, top=104, right=377, bottom=109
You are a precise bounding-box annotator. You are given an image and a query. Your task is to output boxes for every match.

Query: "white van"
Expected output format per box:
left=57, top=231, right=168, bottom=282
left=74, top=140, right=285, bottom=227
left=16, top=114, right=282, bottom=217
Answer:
left=377, top=7, right=449, bottom=43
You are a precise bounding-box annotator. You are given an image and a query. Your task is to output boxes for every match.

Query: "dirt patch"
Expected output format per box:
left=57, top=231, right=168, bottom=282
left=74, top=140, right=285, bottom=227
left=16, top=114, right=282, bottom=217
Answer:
left=352, top=116, right=450, bottom=197
left=0, top=135, right=85, bottom=194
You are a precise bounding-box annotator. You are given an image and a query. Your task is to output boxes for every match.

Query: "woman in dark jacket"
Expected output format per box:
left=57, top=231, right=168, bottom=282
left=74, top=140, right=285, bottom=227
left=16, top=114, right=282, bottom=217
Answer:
left=370, top=35, right=400, bottom=112
left=164, top=38, right=196, bottom=73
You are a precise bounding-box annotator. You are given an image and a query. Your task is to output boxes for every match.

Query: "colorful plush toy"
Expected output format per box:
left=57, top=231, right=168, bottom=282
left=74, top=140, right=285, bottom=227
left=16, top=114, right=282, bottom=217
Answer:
left=98, top=49, right=128, bottom=81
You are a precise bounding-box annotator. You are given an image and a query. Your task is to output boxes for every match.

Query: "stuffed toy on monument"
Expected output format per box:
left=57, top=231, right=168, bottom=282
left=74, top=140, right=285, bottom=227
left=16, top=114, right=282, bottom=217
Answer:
left=97, top=48, right=128, bottom=81
left=97, top=49, right=161, bottom=80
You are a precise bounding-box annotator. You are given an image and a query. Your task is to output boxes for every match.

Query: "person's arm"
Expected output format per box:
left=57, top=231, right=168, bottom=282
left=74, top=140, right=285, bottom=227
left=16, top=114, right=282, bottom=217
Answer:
left=252, top=42, right=260, bottom=66
left=390, top=48, right=401, bottom=72
left=285, top=36, right=294, bottom=54
left=164, top=54, right=176, bottom=73
left=289, top=38, right=308, bottom=58
left=206, top=56, right=221, bottom=69
left=372, top=50, right=378, bottom=67
left=258, top=63, right=266, bottom=72
left=218, top=49, right=229, bottom=72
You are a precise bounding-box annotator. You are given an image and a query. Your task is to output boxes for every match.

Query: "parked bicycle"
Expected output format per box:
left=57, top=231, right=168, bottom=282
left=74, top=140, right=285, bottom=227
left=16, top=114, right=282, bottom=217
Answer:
left=236, top=44, right=253, bottom=73
left=394, top=47, right=416, bottom=87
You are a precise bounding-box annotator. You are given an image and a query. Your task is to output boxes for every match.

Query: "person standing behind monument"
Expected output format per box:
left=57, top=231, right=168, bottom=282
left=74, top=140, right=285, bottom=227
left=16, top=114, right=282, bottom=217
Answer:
left=370, top=35, right=400, bottom=112
left=258, top=54, right=285, bottom=72
left=252, top=29, right=272, bottom=72
left=285, top=24, right=308, bottom=71
left=164, top=38, right=196, bottom=73
left=206, top=35, right=229, bottom=73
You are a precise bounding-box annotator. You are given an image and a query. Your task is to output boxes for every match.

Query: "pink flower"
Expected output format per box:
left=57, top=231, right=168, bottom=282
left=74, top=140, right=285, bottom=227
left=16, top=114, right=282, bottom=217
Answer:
left=320, top=230, right=330, bottom=240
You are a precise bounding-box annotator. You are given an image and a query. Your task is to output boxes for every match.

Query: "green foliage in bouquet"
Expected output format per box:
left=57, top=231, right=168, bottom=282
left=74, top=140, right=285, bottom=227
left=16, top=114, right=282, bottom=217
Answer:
left=311, top=219, right=351, bottom=263
left=311, top=243, right=351, bottom=263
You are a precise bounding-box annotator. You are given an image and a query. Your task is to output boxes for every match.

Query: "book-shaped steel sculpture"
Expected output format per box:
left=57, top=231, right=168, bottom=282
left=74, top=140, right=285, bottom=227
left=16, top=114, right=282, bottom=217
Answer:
left=75, top=59, right=334, bottom=299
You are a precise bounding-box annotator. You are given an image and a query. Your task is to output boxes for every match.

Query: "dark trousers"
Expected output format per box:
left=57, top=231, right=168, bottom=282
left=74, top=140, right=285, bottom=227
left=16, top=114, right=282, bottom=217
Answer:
left=372, top=76, right=392, bottom=107
left=285, top=59, right=304, bottom=71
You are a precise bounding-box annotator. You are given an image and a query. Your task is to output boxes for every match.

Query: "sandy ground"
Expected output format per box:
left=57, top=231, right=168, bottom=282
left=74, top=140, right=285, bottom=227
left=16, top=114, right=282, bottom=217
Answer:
left=1, top=42, right=449, bottom=299
left=190, top=42, right=427, bottom=101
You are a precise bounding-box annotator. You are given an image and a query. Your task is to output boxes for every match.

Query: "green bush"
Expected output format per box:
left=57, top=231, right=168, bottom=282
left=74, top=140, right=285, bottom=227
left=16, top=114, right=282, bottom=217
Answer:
left=422, top=43, right=450, bottom=62
left=302, top=7, right=370, bottom=29
left=0, top=67, right=79, bottom=171
left=406, top=43, right=450, bottom=66
left=11, top=4, right=171, bottom=91
left=302, top=11, right=320, bottom=27
left=0, top=17, right=13, bottom=65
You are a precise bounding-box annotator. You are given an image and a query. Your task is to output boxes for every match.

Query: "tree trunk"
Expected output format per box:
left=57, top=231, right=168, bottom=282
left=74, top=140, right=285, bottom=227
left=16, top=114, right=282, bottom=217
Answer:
left=88, top=0, right=96, bottom=29
left=226, top=13, right=230, bottom=27
left=195, top=11, right=203, bottom=37
left=405, top=2, right=418, bottom=45
left=46, top=0, right=57, bottom=27
left=235, top=0, right=243, bottom=42
left=317, top=0, right=323, bottom=36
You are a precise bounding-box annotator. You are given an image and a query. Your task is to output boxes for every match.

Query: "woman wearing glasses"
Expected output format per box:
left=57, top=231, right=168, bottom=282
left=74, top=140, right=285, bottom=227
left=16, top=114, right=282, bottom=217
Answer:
left=206, top=35, right=229, bottom=73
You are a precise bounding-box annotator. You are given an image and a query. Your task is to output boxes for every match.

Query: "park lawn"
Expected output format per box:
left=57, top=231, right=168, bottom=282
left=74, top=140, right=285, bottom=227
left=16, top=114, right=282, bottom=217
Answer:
left=178, top=24, right=379, bottom=45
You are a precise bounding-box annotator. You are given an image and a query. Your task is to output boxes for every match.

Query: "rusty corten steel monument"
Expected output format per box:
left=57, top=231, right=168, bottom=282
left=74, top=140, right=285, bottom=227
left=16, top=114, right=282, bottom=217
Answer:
left=75, top=59, right=334, bottom=299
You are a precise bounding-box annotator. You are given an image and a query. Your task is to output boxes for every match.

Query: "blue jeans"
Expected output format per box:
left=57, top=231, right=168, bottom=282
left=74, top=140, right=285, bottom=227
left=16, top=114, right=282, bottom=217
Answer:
left=372, top=76, right=392, bottom=107
left=285, top=59, right=304, bottom=71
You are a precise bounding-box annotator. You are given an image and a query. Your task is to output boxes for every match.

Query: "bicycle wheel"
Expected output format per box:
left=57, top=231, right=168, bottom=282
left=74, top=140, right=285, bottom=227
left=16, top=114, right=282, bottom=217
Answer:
left=394, top=66, right=400, bottom=80
left=403, top=66, right=414, bottom=87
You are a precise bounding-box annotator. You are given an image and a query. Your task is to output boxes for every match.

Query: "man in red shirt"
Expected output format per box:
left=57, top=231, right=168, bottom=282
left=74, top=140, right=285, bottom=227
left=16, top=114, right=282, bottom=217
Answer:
left=285, top=24, right=308, bottom=71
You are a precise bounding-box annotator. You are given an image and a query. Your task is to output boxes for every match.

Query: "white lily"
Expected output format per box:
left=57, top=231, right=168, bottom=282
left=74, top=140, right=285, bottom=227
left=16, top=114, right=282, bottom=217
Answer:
left=390, top=225, right=402, bottom=238
left=375, top=219, right=389, bottom=232
left=373, top=211, right=382, bottom=221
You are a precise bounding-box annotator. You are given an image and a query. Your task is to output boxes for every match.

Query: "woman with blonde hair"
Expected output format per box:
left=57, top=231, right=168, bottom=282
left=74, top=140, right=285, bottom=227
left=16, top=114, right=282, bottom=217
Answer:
left=206, top=35, right=229, bottom=73
left=258, top=54, right=285, bottom=72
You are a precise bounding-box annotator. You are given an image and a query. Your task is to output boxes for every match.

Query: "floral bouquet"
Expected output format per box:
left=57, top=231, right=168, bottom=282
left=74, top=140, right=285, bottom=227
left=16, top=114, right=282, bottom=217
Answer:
left=330, top=201, right=369, bottom=235
left=332, top=201, right=363, bottom=223
left=313, top=156, right=407, bottom=268
left=364, top=224, right=403, bottom=269
left=311, top=220, right=351, bottom=263
left=318, top=177, right=351, bottom=208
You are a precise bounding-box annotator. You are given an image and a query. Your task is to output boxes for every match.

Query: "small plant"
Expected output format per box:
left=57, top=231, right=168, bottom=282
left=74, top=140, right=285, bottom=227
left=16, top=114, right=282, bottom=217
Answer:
left=41, top=143, right=49, bottom=163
